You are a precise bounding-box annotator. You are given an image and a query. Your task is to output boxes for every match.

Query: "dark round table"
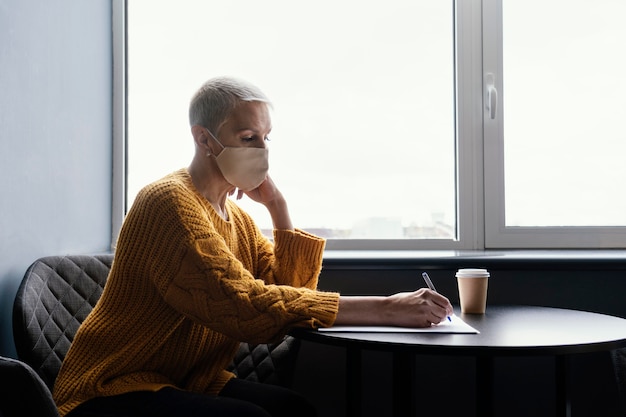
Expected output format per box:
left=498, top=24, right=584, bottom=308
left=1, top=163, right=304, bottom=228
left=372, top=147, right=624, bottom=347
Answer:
left=293, top=305, right=626, bottom=417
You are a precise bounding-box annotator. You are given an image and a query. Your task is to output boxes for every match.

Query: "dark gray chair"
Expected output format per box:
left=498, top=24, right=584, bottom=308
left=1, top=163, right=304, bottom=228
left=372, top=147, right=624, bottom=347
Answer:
left=12, top=254, right=301, bottom=395
left=0, top=355, right=59, bottom=417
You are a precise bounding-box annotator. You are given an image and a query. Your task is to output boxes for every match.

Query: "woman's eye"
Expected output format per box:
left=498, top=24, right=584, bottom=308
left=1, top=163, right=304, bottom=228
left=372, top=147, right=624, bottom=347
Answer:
left=242, top=135, right=270, bottom=143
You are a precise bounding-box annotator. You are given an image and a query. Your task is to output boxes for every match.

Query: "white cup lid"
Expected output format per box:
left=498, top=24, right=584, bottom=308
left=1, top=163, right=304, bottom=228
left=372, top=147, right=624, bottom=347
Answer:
left=456, top=268, right=490, bottom=278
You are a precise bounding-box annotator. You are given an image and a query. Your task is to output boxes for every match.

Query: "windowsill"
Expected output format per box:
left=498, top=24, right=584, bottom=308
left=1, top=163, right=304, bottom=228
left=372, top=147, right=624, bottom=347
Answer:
left=322, top=249, right=626, bottom=271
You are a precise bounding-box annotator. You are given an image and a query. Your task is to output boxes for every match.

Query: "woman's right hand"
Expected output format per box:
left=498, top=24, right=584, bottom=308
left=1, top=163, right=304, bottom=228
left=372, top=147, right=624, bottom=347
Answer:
left=334, top=289, right=453, bottom=328
left=383, top=289, right=453, bottom=327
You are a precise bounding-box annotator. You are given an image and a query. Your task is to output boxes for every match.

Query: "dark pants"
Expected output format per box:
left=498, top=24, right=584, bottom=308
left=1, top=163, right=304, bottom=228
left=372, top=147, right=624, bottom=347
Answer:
left=67, top=378, right=317, bottom=417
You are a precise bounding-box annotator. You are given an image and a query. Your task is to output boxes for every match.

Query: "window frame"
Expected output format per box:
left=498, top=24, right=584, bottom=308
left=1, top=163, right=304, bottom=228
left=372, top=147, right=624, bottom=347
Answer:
left=112, top=0, right=126, bottom=249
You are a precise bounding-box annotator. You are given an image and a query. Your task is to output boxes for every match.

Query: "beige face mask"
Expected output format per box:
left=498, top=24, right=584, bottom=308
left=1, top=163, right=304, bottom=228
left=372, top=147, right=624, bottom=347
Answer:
left=207, top=130, right=269, bottom=191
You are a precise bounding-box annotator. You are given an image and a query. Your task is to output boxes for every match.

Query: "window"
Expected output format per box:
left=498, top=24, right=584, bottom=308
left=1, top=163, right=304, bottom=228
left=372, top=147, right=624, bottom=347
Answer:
left=115, top=0, right=626, bottom=249
left=483, top=0, right=626, bottom=247
left=124, top=0, right=458, bottom=249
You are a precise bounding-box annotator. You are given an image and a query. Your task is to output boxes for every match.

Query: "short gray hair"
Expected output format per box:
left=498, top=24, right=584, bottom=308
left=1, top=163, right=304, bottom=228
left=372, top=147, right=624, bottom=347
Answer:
left=189, top=76, right=271, bottom=133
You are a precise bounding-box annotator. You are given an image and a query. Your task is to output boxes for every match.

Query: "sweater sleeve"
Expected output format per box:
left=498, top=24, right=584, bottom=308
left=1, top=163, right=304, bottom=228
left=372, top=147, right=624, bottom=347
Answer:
left=168, top=241, right=339, bottom=343
left=237, top=206, right=327, bottom=289
left=130, top=176, right=339, bottom=344
left=267, top=228, right=327, bottom=289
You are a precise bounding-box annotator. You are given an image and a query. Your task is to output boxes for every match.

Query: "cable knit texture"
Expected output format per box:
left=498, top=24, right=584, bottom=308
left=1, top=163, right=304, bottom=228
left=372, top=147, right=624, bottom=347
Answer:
left=52, top=169, right=339, bottom=416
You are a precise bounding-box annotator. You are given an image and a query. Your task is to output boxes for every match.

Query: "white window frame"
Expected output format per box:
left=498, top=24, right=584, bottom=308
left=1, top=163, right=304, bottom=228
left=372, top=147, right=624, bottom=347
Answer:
left=112, top=0, right=626, bottom=250
left=112, top=0, right=126, bottom=249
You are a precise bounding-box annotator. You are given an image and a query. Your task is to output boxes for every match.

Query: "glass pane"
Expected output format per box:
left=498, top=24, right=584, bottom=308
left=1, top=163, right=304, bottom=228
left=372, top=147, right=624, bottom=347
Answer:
left=503, top=0, right=626, bottom=227
left=128, top=0, right=456, bottom=239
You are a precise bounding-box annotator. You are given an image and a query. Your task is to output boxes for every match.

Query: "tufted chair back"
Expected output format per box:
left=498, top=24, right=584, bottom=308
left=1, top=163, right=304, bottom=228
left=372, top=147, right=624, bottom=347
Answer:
left=12, top=254, right=301, bottom=391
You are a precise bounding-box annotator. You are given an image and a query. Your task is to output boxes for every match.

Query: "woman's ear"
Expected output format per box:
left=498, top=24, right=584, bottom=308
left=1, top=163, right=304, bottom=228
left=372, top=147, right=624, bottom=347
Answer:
left=191, top=125, right=211, bottom=153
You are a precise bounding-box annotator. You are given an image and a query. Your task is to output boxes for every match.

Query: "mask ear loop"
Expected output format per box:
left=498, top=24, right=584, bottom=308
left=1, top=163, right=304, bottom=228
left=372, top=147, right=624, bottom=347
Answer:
left=205, top=128, right=225, bottom=157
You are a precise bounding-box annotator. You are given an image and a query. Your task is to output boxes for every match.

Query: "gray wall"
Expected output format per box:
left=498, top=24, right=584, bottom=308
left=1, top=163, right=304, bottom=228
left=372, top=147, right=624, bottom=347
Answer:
left=0, top=0, right=112, bottom=357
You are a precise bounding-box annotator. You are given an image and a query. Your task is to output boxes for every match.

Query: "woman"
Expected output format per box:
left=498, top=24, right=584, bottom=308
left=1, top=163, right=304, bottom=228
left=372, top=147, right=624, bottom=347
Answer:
left=53, top=76, right=453, bottom=417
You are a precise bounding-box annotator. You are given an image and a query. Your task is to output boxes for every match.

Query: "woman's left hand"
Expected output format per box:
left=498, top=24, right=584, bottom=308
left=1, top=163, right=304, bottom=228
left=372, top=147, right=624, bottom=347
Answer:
left=237, top=175, right=279, bottom=205
left=238, top=175, right=294, bottom=230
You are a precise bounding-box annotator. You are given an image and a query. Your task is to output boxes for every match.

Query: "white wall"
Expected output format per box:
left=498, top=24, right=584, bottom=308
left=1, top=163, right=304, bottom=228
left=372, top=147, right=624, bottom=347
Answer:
left=0, top=0, right=113, bottom=357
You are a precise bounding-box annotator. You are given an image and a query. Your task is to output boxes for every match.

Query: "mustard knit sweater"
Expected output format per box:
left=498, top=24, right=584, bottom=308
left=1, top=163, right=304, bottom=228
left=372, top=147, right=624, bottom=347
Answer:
left=52, top=169, right=340, bottom=416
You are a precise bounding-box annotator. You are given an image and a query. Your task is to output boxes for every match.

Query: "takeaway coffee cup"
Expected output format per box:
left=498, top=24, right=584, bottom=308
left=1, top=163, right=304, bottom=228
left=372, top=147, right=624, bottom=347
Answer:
left=456, top=268, right=490, bottom=314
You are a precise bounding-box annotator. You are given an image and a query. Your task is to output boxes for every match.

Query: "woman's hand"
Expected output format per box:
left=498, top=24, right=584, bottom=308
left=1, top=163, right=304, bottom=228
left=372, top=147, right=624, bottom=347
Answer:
left=384, top=289, right=454, bottom=327
left=238, top=175, right=278, bottom=204
left=239, top=175, right=294, bottom=230
left=335, top=289, right=454, bottom=328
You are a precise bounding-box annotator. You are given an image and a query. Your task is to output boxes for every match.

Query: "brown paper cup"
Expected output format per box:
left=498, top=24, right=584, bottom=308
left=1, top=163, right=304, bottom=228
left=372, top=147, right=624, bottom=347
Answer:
left=456, top=268, right=490, bottom=314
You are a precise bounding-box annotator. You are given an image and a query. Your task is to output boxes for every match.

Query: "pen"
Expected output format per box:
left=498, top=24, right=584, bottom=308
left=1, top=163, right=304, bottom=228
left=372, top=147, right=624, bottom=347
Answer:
left=422, top=272, right=452, bottom=322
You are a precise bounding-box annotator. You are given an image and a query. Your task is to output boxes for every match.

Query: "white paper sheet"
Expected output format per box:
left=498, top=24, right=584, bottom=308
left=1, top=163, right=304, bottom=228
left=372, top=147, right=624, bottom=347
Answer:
left=319, top=314, right=479, bottom=334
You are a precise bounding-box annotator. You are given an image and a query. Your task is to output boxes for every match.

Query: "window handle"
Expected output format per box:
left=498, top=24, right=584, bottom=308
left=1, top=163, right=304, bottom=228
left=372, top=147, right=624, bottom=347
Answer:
left=486, top=73, right=498, bottom=119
